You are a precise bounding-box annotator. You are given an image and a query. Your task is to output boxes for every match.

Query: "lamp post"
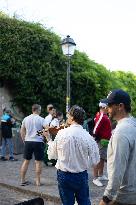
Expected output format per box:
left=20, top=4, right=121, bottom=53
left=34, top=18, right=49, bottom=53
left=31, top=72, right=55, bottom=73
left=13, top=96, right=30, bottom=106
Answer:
left=61, top=35, right=76, bottom=114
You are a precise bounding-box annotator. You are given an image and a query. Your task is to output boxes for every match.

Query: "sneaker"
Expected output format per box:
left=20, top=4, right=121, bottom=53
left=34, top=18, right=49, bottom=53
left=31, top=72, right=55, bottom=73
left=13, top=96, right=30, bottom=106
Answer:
left=9, top=157, right=18, bottom=161
left=98, top=175, right=108, bottom=181
left=20, top=181, right=31, bottom=186
left=93, top=178, right=103, bottom=187
left=0, top=157, right=7, bottom=161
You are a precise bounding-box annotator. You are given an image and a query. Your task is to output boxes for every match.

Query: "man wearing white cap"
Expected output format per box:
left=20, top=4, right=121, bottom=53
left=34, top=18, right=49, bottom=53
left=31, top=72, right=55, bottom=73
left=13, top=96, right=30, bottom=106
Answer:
left=92, top=100, right=112, bottom=187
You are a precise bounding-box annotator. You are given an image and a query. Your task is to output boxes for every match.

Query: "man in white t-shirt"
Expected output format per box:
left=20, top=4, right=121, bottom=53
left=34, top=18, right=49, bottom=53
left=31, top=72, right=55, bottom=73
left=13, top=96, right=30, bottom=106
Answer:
left=20, top=104, right=46, bottom=186
left=44, top=104, right=55, bottom=126
left=44, top=105, right=56, bottom=165
left=50, top=111, right=63, bottom=128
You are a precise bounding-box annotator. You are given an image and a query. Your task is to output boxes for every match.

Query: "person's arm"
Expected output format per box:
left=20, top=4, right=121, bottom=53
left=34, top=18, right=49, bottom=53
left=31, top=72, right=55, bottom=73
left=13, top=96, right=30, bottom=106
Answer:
left=20, top=125, right=26, bottom=143
left=103, top=130, right=130, bottom=201
left=11, top=117, right=16, bottom=124
left=88, top=136, right=100, bottom=166
left=93, top=113, right=105, bottom=142
left=43, top=129, right=60, bottom=160
left=99, top=199, right=114, bottom=205
left=93, top=113, right=103, bottom=135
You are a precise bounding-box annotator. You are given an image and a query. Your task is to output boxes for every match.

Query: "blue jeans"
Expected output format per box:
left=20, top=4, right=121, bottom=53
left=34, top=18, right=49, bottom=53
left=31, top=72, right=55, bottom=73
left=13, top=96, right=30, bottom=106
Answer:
left=57, top=170, right=91, bottom=205
left=1, top=138, right=14, bottom=158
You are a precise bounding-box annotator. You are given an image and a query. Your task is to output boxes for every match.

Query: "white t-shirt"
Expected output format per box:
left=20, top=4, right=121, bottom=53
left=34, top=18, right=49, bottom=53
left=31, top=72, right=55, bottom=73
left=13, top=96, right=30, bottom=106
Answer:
left=44, top=114, right=52, bottom=126
left=50, top=118, right=59, bottom=128
left=21, top=114, right=46, bottom=142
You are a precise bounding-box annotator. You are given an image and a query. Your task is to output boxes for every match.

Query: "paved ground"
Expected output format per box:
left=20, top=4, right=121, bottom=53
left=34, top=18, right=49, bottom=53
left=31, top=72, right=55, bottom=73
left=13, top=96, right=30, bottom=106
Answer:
left=0, top=154, right=107, bottom=205
left=0, top=185, right=42, bottom=205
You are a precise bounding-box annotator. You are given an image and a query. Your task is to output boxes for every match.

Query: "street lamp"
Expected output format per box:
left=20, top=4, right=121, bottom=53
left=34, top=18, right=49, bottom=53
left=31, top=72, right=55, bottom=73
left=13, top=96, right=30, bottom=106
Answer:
left=61, top=35, right=76, bottom=114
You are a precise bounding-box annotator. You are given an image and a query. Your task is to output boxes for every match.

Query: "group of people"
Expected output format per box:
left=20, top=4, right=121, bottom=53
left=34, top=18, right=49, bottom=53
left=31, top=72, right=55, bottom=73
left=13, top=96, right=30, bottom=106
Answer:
left=20, top=103, right=64, bottom=186
left=1, top=88, right=136, bottom=205
left=44, top=89, right=136, bottom=205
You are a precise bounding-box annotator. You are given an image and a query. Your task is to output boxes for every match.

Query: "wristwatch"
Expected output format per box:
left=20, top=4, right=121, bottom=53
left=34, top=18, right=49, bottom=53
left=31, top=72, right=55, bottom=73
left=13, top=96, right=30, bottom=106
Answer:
left=102, top=196, right=112, bottom=204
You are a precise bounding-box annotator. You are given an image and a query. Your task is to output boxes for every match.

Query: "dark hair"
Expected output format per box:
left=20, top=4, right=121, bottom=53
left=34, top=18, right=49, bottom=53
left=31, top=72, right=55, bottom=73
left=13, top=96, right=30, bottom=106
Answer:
left=108, top=103, right=131, bottom=113
left=47, top=104, right=53, bottom=110
left=48, top=106, right=54, bottom=111
left=124, top=103, right=131, bottom=113
left=5, top=109, right=11, bottom=114
left=69, top=105, right=85, bottom=125
left=56, top=111, right=63, bottom=118
left=32, top=104, right=41, bottom=112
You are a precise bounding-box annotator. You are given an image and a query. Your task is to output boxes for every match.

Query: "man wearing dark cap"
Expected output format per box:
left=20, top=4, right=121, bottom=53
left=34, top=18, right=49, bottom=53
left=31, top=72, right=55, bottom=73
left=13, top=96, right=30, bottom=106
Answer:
left=99, top=89, right=136, bottom=205
left=43, top=105, right=100, bottom=205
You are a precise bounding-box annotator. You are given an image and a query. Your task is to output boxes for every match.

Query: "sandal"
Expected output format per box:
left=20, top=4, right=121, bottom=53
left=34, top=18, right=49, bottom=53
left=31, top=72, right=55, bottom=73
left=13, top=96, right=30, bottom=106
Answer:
left=20, top=181, right=31, bottom=186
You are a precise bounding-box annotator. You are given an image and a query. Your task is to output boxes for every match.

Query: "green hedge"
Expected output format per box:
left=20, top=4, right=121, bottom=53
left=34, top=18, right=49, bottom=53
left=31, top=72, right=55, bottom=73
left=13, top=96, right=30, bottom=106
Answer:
left=0, top=13, right=136, bottom=117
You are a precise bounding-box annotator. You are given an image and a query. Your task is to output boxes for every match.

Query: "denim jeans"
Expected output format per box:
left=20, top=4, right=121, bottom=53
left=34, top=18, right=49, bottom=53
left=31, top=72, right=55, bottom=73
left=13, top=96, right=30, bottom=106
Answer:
left=57, top=170, right=91, bottom=205
left=1, top=138, right=14, bottom=158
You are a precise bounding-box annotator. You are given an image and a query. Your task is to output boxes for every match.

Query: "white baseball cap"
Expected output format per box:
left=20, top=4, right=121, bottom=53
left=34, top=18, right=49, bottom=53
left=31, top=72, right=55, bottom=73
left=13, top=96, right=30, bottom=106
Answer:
left=99, top=102, right=107, bottom=108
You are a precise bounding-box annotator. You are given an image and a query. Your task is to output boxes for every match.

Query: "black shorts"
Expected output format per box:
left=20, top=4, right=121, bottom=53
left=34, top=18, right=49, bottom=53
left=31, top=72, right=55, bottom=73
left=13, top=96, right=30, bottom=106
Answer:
left=24, top=141, right=44, bottom=161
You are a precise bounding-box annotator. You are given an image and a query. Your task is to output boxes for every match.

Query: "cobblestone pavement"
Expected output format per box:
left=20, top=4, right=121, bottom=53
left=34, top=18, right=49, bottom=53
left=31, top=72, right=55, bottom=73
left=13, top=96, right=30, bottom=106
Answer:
left=0, top=185, right=38, bottom=205
left=0, top=154, right=107, bottom=205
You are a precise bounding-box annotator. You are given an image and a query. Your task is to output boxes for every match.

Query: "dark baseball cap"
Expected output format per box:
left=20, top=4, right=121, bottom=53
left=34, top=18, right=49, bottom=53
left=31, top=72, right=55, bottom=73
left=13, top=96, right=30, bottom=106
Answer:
left=102, top=89, right=131, bottom=105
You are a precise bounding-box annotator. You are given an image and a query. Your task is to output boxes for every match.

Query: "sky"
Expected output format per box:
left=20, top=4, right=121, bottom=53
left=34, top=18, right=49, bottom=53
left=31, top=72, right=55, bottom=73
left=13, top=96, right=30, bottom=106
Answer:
left=0, top=0, right=136, bottom=73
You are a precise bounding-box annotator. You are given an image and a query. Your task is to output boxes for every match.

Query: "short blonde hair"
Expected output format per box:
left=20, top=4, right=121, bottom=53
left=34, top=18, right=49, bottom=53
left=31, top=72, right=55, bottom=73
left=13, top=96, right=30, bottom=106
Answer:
left=32, top=104, right=41, bottom=112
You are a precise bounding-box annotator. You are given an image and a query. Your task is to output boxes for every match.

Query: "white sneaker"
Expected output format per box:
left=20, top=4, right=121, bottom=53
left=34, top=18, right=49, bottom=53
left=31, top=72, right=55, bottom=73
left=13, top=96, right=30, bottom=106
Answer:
left=98, top=175, right=108, bottom=181
left=93, top=178, right=103, bottom=187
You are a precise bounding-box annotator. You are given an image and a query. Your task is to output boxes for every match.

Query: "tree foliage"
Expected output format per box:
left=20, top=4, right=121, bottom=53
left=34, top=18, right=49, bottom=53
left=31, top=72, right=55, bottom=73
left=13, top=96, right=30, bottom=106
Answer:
left=0, top=13, right=136, bottom=117
left=0, top=15, right=66, bottom=114
left=111, top=71, right=136, bottom=115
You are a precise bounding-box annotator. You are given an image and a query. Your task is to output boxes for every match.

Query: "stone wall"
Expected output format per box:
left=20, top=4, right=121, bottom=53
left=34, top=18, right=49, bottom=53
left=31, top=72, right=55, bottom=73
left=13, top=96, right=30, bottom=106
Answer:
left=0, top=86, right=24, bottom=145
left=0, top=86, right=24, bottom=119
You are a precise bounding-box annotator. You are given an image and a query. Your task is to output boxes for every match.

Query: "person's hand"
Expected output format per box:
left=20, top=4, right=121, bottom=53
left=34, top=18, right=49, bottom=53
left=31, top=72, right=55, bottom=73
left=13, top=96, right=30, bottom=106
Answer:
left=99, top=200, right=114, bottom=205
left=108, top=201, right=114, bottom=205
left=99, top=200, right=106, bottom=205
left=11, top=118, right=16, bottom=124
left=45, top=125, right=49, bottom=129
left=42, top=129, right=51, bottom=142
